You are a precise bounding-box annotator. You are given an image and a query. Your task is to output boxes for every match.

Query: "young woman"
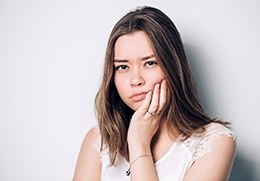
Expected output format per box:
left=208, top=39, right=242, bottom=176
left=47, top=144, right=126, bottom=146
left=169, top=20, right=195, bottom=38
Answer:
left=73, top=6, right=236, bottom=181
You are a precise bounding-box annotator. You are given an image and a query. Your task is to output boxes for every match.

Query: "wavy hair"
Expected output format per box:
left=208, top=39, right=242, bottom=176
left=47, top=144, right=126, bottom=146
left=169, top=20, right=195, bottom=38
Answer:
left=94, top=6, right=227, bottom=165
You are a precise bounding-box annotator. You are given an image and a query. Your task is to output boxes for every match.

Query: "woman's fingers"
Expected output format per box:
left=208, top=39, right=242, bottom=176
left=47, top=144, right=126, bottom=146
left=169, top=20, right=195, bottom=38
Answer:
left=137, top=91, right=152, bottom=116
left=158, top=79, right=167, bottom=112
left=146, top=83, right=160, bottom=115
left=135, top=79, right=167, bottom=117
left=146, top=79, right=167, bottom=116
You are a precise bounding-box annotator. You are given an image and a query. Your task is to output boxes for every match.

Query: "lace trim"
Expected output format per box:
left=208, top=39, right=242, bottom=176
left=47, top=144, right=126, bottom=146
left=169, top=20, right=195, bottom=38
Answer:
left=183, top=123, right=235, bottom=160
left=92, top=123, right=235, bottom=161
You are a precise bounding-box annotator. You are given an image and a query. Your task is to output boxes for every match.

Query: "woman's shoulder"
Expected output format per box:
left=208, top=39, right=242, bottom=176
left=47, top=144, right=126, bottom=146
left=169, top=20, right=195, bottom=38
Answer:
left=86, top=126, right=100, bottom=138
left=204, top=122, right=235, bottom=138
left=183, top=122, right=236, bottom=179
left=183, top=122, right=236, bottom=160
left=84, top=126, right=101, bottom=151
left=73, top=126, right=102, bottom=180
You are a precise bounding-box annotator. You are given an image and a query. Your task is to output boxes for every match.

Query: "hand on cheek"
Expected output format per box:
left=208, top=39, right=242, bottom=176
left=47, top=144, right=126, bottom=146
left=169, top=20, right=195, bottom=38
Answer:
left=127, top=79, right=167, bottom=148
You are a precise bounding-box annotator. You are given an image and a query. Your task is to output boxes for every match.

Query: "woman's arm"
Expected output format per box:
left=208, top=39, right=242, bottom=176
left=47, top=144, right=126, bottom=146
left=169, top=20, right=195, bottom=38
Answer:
left=73, top=128, right=102, bottom=181
left=127, top=89, right=159, bottom=181
left=127, top=81, right=167, bottom=181
left=184, top=135, right=236, bottom=181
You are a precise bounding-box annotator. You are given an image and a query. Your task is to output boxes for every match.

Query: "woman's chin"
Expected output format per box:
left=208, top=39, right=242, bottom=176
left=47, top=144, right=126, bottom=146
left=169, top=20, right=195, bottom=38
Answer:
left=129, top=104, right=141, bottom=112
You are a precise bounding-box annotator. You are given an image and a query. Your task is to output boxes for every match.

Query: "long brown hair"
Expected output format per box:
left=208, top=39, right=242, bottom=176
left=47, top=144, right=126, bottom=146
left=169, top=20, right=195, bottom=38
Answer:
left=95, top=6, right=228, bottom=165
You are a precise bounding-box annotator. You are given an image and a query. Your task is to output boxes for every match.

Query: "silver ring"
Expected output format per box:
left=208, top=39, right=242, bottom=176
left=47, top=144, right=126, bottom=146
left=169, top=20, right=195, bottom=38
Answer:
left=147, top=111, right=156, bottom=116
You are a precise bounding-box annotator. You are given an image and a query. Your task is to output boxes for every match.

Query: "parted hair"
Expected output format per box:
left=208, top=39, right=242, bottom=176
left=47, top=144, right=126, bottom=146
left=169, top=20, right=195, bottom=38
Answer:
left=94, top=6, right=228, bottom=165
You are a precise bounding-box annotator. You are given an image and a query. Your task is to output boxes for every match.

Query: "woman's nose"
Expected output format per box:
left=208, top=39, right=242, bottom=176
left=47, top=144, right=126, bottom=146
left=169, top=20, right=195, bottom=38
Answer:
left=130, top=68, right=145, bottom=87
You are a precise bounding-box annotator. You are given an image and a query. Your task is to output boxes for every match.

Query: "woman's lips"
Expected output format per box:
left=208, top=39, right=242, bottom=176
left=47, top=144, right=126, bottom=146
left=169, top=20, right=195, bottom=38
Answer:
left=130, top=92, right=147, bottom=102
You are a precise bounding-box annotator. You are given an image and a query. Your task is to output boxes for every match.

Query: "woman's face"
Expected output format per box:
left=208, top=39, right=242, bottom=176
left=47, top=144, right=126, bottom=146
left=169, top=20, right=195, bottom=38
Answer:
left=113, top=31, right=165, bottom=111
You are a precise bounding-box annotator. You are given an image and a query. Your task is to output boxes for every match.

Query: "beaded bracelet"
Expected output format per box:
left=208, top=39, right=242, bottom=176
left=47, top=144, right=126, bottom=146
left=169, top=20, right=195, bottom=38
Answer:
left=126, top=154, right=152, bottom=176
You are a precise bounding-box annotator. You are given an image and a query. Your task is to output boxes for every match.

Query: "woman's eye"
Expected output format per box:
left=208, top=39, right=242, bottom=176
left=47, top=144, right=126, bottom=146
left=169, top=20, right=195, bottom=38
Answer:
left=115, top=65, right=128, bottom=71
left=145, top=61, right=157, bottom=66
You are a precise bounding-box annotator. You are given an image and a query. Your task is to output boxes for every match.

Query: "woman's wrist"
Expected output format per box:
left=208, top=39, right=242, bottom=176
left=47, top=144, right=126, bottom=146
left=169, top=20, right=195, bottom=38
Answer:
left=128, top=142, right=150, bottom=153
left=126, top=154, right=152, bottom=176
left=128, top=143, right=152, bottom=163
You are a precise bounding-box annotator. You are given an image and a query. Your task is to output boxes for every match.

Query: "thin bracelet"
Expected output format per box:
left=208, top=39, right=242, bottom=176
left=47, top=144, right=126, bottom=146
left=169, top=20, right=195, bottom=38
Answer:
left=126, top=154, right=152, bottom=176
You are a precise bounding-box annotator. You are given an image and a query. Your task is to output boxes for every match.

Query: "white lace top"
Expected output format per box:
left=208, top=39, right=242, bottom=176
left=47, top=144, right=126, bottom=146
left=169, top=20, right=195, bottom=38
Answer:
left=94, top=122, right=235, bottom=181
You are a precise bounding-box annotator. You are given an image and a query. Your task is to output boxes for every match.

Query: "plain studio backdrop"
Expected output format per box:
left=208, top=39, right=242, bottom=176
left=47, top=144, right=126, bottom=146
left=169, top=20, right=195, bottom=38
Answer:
left=0, top=0, right=259, bottom=180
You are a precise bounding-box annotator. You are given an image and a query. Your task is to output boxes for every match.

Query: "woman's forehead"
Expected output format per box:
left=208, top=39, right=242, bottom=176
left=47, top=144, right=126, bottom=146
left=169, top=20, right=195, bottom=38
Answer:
left=114, top=31, right=154, bottom=61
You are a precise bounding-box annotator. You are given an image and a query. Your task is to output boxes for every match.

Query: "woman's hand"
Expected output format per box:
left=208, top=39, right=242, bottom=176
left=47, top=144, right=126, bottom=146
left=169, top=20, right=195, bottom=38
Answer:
left=127, top=79, right=167, bottom=148
left=126, top=79, right=167, bottom=181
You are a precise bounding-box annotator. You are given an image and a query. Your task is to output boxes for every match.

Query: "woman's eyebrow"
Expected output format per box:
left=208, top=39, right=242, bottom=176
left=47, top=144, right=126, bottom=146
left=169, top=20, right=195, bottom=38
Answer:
left=141, top=54, right=155, bottom=61
left=113, top=59, right=128, bottom=63
left=113, top=54, right=155, bottom=62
